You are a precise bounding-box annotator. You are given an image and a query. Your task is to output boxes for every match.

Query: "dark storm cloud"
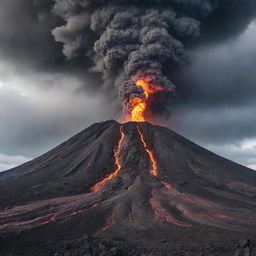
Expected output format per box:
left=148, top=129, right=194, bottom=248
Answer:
left=0, top=0, right=60, bottom=69
left=175, top=26, right=256, bottom=108
left=173, top=104, right=256, bottom=144
left=172, top=22, right=256, bottom=145
left=0, top=0, right=102, bottom=94
left=0, top=76, right=116, bottom=158
left=0, top=0, right=118, bottom=169
left=200, top=0, right=256, bottom=43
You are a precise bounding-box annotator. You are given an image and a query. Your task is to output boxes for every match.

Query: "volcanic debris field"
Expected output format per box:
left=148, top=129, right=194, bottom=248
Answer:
left=0, top=120, right=256, bottom=255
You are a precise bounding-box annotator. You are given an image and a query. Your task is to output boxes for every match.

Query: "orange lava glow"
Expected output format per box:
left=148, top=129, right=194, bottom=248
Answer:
left=41, top=215, right=57, bottom=225
left=127, top=77, right=171, bottom=122
left=149, top=197, right=191, bottom=227
left=91, top=126, right=125, bottom=192
left=210, top=211, right=239, bottom=221
left=98, top=211, right=115, bottom=233
left=160, top=180, right=174, bottom=190
left=137, top=126, right=175, bottom=191
left=69, top=210, right=84, bottom=216
left=137, top=126, right=158, bottom=177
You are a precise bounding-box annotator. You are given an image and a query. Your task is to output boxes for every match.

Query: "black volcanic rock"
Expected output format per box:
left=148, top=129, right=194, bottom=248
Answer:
left=0, top=120, right=256, bottom=255
left=0, top=120, right=121, bottom=206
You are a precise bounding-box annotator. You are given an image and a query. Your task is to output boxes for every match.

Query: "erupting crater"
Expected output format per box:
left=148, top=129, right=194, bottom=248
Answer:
left=126, top=77, right=173, bottom=123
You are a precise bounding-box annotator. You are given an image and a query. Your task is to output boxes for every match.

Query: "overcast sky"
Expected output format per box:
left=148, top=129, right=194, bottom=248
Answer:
left=0, top=1, right=256, bottom=172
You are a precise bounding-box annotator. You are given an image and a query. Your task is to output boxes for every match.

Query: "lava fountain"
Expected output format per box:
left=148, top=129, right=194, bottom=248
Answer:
left=126, top=77, right=173, bottom=123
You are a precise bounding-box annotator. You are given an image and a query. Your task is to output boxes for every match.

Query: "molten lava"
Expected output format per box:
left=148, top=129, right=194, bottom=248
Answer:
left=98, top=210, right=115, bottom=233
left=137, top=126, right=158, bottom=177
left=127, top=77, right=171, bottom=122
left=149, top=197, right=191, bottom=227
left=137, top=126, right=175, bottom=190
left=91, top=126, right=125, bottom=192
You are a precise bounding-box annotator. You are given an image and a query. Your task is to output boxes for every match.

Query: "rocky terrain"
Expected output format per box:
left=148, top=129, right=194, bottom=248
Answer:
left=0, top=120, right=255, bottom=255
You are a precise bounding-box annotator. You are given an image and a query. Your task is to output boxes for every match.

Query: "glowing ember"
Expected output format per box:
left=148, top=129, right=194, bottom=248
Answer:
left=137, top=126, right=158, bottom=177
left=91, top=126, right=125, bottom=192
left=69, top=210, right=84, bottom=216
left=160, top=180, right=174, bottom=190
left=209, top=211, right=239, bottom=222
left=98, top=211, right=115, bottom=233
left=41, top=215, right=57, bottom=225
left=149, top=197, right=191, bottom=227
left=127, top=77, right=171, bottom=122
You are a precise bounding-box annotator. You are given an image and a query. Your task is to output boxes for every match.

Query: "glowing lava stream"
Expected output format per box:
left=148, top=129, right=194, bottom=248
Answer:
left=97, top=211, right=115, bottom=234
left=137, top=126, right=158, bottom=177
left=137, top=126, right=174, bottom=190
left=149, top=197, right=191, bottom=227
left=128, top=77, right=172, bottom=122
left=91, top=126, right=125, bottom=192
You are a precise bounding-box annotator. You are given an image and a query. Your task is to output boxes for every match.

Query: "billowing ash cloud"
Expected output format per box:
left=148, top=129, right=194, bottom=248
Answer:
left=50, top=0, right=249, bottom=119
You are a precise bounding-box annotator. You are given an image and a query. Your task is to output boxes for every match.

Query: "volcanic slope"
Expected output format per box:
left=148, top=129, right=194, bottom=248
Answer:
left=0, top=120, right=256, bottom=248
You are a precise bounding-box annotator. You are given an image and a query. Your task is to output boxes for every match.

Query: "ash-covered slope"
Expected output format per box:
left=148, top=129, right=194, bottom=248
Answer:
left=0, top=120, right=121, bottom=207
left=0, top=120, right=256, bottom=251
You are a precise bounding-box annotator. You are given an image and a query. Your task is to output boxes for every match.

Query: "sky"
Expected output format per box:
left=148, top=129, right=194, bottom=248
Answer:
left=0, top=0, right=256, bottom=172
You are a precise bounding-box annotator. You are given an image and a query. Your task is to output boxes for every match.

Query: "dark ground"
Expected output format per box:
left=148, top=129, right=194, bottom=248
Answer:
left=1, top=232, right=256, bottom=256
left=0, top=121, right=255, bottom=255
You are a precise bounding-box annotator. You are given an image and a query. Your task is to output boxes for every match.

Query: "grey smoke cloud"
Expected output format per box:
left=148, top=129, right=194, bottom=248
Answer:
left=51, top=0, right=256, bottom=120
left=51, top=0, right=216, bottom=119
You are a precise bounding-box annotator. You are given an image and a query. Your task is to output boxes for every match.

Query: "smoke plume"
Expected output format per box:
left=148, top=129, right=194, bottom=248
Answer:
left=50, top=0, right=249, bottom=120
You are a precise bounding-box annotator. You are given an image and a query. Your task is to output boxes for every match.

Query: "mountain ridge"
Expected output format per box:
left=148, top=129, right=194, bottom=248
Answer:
left=0, top=120, right=256, bottom=255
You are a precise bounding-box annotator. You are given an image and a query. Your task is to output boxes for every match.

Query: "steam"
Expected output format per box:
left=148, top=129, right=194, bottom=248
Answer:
left=52, top=0, right=218, bottom=119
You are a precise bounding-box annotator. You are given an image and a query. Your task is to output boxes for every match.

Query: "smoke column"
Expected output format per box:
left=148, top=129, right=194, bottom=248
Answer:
left=52, top=0, right=218, bottom=121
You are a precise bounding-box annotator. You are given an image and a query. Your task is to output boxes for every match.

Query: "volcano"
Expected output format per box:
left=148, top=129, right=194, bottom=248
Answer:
left=0, top=120, right=256, bottom=255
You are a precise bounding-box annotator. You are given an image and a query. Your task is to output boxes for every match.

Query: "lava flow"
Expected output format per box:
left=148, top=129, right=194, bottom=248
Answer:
left=137, top=126, right=158, bottom=177
left=137, top=126, right=175, bottom=190
left=91, top=126, right=125, bottom=192
left=1, top=120, right=254, bottom=240
left=97, top=210, right=115, bottom=234
left=127, top=77, right=171, bottom=122
left=149, top=197, right=191, bottom=227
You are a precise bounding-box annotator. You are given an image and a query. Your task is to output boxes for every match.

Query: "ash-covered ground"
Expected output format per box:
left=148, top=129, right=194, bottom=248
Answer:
left=0, top=121, right=256, bottom=255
